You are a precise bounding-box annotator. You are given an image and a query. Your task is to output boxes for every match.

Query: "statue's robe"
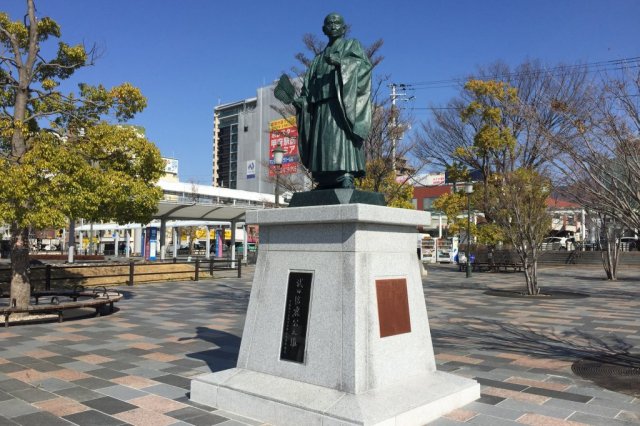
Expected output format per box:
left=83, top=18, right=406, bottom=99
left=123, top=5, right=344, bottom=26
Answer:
left=297, top=38, right=372, bottom=179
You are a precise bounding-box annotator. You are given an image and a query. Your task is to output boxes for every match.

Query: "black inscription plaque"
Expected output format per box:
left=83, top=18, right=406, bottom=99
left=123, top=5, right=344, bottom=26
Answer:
left=280, top=272, right=313, bottom=363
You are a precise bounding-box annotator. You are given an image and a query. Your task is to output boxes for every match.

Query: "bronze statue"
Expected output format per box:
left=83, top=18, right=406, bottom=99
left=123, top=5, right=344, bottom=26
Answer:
left=276, top=13, right=372, bottom=189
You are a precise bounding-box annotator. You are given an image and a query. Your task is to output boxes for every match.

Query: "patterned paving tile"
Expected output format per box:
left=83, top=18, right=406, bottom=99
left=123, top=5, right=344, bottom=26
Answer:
left=75, top=354, right=113, bottom=365
left=63, top=410, right=128, bottom=426
left=0, top=264, right=638, bottom=425
left=33, top=396, right=89, bottom=417
left=110, top=375, right=159, bottom=390
left=517, top=412, right=588, bottom=425
left=0, top=399, right=39, bottom=418
left=11, top=411, right=73, bottom=426
left=127, top=394, right=188, bottom=413
left=113, top=408, right=176, bottom=426
left=82, top=396, right=137, bottom=415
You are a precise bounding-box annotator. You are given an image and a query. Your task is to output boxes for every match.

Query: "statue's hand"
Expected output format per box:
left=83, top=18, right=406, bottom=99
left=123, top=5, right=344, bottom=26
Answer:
left=292, top=97, right=303, bottom=111
left=324, top=54, right=341, bottom=67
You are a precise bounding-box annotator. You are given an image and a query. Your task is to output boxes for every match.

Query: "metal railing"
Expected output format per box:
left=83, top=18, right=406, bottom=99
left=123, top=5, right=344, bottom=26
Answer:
left=0, top=257, right=243, bottom=290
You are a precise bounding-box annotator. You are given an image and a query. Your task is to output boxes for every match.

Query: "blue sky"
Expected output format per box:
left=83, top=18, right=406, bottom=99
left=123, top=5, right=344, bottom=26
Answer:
left=4, top=0, right=640, bottom=183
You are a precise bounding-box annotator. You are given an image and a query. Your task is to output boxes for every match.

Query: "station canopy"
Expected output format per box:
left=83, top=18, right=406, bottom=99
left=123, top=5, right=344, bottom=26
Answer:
left=154, top=200, right=255, bottom=222
left=76, top=179, right=276, bottom=231
left=76, top=201, right=265, bottom=232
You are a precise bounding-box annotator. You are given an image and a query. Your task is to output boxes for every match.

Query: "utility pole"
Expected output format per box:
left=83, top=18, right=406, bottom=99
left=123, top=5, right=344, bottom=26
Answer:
left=388, top=83, right=414, bottom=174
left=389, top=83, right=398, bottom=174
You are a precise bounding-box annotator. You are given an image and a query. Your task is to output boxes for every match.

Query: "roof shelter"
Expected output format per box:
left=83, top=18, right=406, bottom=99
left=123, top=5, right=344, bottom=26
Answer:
left=76, top=200, right=264, bottom=260
left=72, top=180, right=279, bottom=261
left=69, top=180, right=275, bottom=259
left=152, top=181, right=276, bottom=257
left=153, top=200, right=262, bottom=260
left=154, top=200, right=250, bottom=223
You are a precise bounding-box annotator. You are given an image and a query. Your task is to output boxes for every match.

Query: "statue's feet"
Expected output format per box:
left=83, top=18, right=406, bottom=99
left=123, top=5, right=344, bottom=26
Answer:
left=314, top=173, right=355, bottom=190
left=337, top=173, right=355, bottom=189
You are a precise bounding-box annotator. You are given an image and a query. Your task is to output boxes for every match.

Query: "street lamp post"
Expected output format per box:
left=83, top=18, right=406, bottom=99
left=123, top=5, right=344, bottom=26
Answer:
left=272, top=144, right=285, bottom=208
left=464, top=182, right=474, bottom=278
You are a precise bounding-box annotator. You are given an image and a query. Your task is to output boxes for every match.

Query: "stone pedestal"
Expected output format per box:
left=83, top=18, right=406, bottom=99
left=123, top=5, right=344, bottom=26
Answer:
left=288, top=188, right=385, bottom=207
left=191, top=204, right=479, bottom=425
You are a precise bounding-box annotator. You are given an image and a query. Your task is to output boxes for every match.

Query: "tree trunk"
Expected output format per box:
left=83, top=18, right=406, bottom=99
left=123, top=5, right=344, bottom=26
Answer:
left=523, top=263, right=539, bottom=295
left=521, top=248, right=540, bottom=295
left=10, top=224, right=31, bottom=310
left=601, top=240, right=618, bottom=280
left=529, top=258, right=539, bottom=295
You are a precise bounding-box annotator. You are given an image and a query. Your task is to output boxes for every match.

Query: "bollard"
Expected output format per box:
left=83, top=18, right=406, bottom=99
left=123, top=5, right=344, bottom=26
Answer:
left=209, top=258, right=214, bottom=277
left=128, top=261, right=135, bottom=286
left=45, top=264, right=52, bottom=290
left=237, top=255, right=242, bottom=278
left=173, top=257, right=177, bottom=264
left=194, top=258, right=200, bottom=282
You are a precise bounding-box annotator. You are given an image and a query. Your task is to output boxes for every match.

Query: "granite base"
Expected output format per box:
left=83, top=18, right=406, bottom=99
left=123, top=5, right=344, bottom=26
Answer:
left=191, top=204, right=478, bottom=425
left=192, top=368, right=479, bottom=426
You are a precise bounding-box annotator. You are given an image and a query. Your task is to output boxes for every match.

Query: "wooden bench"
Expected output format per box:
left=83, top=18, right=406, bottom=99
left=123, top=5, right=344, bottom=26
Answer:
left=491, top=251, right=523, bottom=272
left=1, top=289, right=122, bottom=327
left=471, top=251, right=492, bottom=272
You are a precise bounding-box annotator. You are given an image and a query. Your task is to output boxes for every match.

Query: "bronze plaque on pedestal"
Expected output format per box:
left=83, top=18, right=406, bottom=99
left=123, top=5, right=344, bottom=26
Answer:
left=375, top=278, right=411, bottom=338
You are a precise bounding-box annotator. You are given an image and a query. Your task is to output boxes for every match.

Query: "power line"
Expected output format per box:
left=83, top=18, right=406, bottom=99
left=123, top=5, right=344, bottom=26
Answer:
left=408, top=56, right=640, bottom=87
left=389, top=56, right=640, bottom=118
left=402, top=56, right=640, bottom=91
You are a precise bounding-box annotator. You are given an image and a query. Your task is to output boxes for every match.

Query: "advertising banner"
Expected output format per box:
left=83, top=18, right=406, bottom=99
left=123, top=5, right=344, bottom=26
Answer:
left=145, top=227, right=158, bottom=261
left=269, top=117, right=299, bottom=176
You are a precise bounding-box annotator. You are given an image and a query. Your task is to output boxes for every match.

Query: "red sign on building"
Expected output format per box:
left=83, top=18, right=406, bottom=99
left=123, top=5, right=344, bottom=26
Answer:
left=269, top=117, right=299, bottom=176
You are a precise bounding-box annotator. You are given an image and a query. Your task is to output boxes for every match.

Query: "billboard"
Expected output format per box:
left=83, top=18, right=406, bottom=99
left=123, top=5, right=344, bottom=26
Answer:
left=163, top=158, right=179, bottom=175
left=426, top=173, right=445, bottom=186
left=269, top=117, right=299, bottom=176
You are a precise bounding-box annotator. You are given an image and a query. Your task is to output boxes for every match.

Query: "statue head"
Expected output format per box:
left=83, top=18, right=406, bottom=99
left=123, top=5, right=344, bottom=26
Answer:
left=322, top=13, right=346, bottom=41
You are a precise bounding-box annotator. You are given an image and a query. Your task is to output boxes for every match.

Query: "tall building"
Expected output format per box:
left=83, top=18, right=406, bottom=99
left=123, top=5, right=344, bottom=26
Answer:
left=213, top=82, right=308, bottom=195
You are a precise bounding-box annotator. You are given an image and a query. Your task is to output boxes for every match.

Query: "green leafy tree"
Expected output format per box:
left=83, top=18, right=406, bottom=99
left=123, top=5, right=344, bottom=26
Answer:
left=454, top=80, right=552, bottom=293
left=459, top=80, right=519, bottom=162
left=431, top=79, right=552, bottom=293
left=458, top=79, right=519, bottom=219
left=432, top=191, right=468, bottom=236
left=416, top=60, right=592, bottom=181
left=431, top=187, right=503, bottom=245
left=356, top=159, right=413, bottom=208
left=1, top=0, right=164, bottom=309
left=486, top=168, right=551, bottom=295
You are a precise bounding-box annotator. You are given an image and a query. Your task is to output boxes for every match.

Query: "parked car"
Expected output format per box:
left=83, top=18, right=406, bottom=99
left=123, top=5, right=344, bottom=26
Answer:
left=166, top=244, right=189, bottom=254
left=542, top=237, right=567, bottom=250
left=620, top=237, right=638, bottom=251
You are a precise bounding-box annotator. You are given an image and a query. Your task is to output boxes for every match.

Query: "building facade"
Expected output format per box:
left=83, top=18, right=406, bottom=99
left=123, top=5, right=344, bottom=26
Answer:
left=213, top=82, right=308, bottom=196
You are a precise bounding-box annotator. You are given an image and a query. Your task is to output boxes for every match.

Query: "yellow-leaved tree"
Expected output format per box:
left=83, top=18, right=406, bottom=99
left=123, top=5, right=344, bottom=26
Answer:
left=356, top=159, right=414, bottom=208
left=0, top=0, right=164, bottom=309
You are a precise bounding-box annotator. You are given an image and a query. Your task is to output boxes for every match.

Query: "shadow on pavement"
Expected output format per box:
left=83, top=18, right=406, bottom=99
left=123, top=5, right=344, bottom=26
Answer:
left=183, top=326, right=241, bottom=373
left=432, top=317, right=639, bottom=368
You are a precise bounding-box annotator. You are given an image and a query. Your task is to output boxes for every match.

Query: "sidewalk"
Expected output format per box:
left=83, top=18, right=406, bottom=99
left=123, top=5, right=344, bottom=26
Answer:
left=0, top=263, right=637, bottom=425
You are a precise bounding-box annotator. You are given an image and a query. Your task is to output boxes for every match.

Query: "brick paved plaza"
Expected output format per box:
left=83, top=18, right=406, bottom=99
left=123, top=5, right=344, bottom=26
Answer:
left=0, top=264, right=638, bottom=425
